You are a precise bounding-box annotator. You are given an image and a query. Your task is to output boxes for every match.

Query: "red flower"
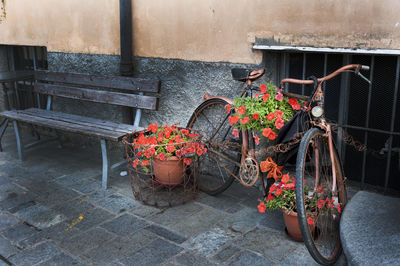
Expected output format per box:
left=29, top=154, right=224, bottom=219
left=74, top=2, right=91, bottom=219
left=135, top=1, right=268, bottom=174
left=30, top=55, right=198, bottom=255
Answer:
left=144, top=147, right=155, bottom=158
left=266, top=113, right=275, bottom=121
left=133, top=159, right=139, bottom=168
left=288, top=98, right=298, bottom=106
left=257, top=202, right=267, bottom=213
left=275, top=189, right=283, bottom=196
left=275, top=118, right=284, bottom=130
left=292, top=103, right=301, bottom=110
left=147, top=122, right=158, bottom=133
left=238, top=105, right=246, bottom=115
left=260, top=84, right=267, bottom=94
left=262, top=93, right=270, bottom=102
left=137, top=151, right=143, bottom=157
left=262, top=127, right=272, bottom=138
left=269, top=184, right=277, bottom=193
left=253, top=113, right=259, bottom=120
left=141, top=160, right=150, bottom=166
left=228, top=115, right=240, bottom=126
left=232, top=128, right=239, bottom=138
left=174, top=134, right=184, bottom=143
left=267, top=131, right=277, bottom=140
left=165, top=128, right=172, bottom=139
left=267, top=193, right=274, bottom=201
left=307, top=217, right=314, bottom=225
left=196, top=148, right=203, bottom=156
left=337, top=204, right=342, bottom=213
left=184, top=158, right=192, bottom=165
left=317, top=199, right=325, bottom=209
left=241, top=117, right=250, bottom=124
left=225, top=104, right=231, bottom=113
left=158, top=152, right=167, bottom=161
left=166, top=144, right=175, bottom=153
left=275, top=93, right=283, bottom=102
left=285, top=183, right=295, bottom=189
left=189, top=133, right=198, bottom=138
left=281, top=174, right=290, bottom=184
left=275, top=110, right=284, bottom=118
left=253, top=134, right=260, bottom=145
left=181, top=129, right=189, bottom=135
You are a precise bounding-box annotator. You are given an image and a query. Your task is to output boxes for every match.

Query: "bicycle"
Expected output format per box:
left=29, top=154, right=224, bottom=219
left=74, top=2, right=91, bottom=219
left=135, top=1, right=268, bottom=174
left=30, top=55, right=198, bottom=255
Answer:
left=187, top=64, right=370, bottom=264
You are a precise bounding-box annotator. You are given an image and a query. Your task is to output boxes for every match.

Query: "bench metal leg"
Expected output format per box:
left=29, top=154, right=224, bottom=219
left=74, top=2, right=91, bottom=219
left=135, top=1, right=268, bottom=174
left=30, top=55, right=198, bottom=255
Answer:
left=100, top=139, right=110, bottom=189
left=13, top=121, right=23, bottom=161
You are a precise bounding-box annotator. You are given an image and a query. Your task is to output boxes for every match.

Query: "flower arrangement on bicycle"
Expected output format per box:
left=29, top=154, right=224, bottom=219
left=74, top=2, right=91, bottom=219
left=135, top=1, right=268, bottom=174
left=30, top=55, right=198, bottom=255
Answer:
left=226, top=82, right=305, bottom=143
left=257, top=157, right=343, bottom=240
left=131, top=122, right=206, bottom=185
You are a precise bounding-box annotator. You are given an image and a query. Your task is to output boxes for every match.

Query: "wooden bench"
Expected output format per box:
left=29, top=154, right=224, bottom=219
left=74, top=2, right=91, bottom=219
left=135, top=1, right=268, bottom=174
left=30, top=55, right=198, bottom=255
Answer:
left=0, top=70, right=160, bottom=189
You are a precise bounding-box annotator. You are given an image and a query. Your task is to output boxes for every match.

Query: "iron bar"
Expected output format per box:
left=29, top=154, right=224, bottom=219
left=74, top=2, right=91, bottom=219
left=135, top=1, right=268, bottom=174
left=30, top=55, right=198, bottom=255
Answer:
left=336, top=124, right=400, bottom=136
left=323, top=53, right=328, bottom=91
left=361, top=56, right=375, bottom=189
left=302, top=53, right=306, bottom=95
left=337, top=55, right=351, bottom=162
left=384, top=56, right=400, bottom=193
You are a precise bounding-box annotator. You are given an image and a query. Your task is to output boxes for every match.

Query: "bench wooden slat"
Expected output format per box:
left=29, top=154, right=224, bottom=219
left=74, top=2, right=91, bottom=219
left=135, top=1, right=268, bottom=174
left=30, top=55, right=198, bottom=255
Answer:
left=34, top=70, right=160, bottom=93
left=0, top=110, right=141, bottom=141
left=23, top=108, right=137, bottom=134
left=34, top=83, right=158, bottom=110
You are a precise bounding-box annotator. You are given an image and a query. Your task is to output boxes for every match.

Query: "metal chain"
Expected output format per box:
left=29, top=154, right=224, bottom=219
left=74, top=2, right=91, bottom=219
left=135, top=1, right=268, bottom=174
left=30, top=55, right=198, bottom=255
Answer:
left=251, top=122, right=384, bottom=159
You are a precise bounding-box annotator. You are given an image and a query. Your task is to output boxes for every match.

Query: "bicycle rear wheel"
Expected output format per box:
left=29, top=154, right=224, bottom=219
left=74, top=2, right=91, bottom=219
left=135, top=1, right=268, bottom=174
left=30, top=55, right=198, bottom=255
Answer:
left=295, top=128, right=347, bottom=265
left=187, top=98, right=244, bottom=195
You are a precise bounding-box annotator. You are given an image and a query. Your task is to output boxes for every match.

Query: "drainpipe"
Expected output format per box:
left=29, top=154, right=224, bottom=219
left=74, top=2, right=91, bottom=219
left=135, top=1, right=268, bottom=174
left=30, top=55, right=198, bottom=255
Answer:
left=119, top=0, right=133, bottom=76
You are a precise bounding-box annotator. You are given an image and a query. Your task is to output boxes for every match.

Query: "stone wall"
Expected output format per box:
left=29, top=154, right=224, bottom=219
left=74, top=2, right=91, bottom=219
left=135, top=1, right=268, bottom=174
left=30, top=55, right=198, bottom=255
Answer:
left=45, top=52, right=276, bottom=146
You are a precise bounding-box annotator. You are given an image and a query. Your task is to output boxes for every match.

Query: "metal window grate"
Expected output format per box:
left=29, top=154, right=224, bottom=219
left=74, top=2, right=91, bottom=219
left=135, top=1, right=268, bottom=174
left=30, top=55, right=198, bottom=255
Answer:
left=270, top=51, right=400, bottom=193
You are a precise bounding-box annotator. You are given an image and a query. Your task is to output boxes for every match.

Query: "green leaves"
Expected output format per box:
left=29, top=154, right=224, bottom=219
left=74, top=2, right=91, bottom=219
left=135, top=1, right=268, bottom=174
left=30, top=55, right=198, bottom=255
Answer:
left=231, top=82, right=301, bottom=140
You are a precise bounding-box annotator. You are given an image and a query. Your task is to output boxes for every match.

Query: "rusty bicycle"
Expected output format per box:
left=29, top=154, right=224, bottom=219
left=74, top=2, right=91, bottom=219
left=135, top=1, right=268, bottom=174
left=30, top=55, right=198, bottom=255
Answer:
left=187, top=64, right=370, bottom=264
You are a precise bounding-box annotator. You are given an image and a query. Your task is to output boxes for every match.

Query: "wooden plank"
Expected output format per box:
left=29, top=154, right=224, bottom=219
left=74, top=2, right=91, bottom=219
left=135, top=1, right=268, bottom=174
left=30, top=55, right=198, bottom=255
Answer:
left=0, top=71, right=34, bottom=83
left=0, top=110, right=140, bottom=141
left=23, top=108, right=138, bottom=134
left=34, top=70, right=160, bottom=93
left=34, top=83, right=158, bottom=110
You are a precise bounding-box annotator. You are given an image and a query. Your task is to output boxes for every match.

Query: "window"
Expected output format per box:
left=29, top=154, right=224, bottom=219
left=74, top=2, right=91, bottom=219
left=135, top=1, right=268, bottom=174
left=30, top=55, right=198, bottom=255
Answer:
left=262, top=50, right=400, bottom=192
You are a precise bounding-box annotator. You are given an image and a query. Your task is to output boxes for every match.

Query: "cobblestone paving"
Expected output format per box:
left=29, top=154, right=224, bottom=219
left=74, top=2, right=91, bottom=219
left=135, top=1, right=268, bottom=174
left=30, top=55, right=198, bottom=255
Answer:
left=0, top=130, right=347, bottom=265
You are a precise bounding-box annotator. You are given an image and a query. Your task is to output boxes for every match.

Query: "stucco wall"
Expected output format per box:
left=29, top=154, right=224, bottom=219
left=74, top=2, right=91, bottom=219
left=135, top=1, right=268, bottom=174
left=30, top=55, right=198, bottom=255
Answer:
left=1, top=0, right=400, bottom=63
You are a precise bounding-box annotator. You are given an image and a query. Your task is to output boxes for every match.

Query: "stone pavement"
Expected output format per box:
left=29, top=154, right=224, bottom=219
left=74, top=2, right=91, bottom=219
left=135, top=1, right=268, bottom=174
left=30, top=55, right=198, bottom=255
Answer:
left=0, top=129, right=347, bottom=265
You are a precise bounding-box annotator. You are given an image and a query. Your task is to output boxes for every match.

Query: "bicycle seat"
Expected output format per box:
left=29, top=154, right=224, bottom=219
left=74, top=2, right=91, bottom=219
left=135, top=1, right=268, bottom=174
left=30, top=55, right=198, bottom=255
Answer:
left=231, top=68, right=265, bottom=82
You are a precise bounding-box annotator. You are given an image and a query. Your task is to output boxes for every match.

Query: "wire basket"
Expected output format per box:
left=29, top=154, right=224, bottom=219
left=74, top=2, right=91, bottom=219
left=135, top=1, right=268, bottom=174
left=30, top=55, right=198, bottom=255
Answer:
left=122, top=128, right=201, bottom=207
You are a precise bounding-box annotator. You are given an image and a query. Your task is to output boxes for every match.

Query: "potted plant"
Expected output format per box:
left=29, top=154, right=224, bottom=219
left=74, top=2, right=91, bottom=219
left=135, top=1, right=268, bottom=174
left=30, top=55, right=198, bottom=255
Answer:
left=226, top=82, right=305, bottom=143
left=257, top=158, right=342, bottom=241
left=131, top=122, right=206, bottom=185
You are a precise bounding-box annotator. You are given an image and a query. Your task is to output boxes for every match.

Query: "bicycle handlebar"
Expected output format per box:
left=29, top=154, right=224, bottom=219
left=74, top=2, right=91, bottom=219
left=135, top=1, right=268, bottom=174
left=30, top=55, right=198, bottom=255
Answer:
left=280, top=64, right=370, bottom=86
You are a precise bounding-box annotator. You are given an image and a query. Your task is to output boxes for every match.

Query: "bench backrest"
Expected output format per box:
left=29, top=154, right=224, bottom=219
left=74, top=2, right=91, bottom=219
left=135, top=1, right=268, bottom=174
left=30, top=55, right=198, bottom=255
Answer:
left=34, top=70, right=160, bottom=110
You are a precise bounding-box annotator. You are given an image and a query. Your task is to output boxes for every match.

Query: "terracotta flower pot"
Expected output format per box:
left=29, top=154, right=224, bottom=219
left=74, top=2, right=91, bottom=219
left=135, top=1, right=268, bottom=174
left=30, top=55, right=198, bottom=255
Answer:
left=282, top=209, right=303, bottom=241
left=152, top=156, right=185, bottom=185
left=282, top=209, right=317, bottom=241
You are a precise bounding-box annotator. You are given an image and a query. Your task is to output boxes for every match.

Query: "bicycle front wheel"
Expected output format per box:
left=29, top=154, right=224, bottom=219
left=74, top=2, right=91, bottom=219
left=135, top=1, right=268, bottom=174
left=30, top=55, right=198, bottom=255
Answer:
left=295, top=128, right=347, bottom=265
left=187, top=98, right=244, bottom=195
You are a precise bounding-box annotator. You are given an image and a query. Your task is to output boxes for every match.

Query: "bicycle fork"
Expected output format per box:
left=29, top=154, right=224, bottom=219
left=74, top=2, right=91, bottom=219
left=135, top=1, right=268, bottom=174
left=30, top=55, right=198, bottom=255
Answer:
left=314, top=124, right=337, bottom=193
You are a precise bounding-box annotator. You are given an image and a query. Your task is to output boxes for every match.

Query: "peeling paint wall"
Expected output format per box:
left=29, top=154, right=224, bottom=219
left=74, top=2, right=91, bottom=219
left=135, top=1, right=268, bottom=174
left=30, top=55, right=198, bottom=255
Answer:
left=1, top=0, right=400, bottom=64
